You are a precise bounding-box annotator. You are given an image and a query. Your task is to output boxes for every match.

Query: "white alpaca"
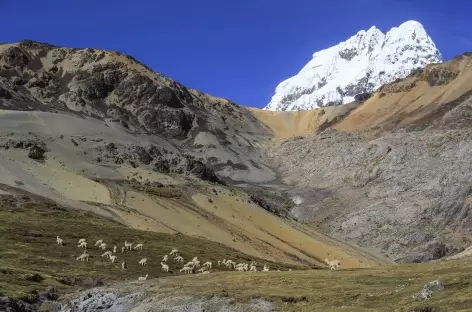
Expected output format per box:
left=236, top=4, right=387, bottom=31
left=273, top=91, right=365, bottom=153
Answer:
left=76, top=254, right=89, bottom=262
left=121, top=246, right=125, bottom=254
left=138, top=274, right=148, bottom=281
left=56, top=236, right=64, bottom=246
left=180, top=266, right=193, bottom=274
left=203, top=261, right=212, bottom=269
left=325, top=259, right=341, bottom=271
left=170, top=249, right=179, bottom=256
left=218, top=260, right=221, bottom=266
left=113, top=246, right=117, bottom=253
left=225, top=260, right=236, bottom=269
left=174, top=256, right=184, bottom=263
left=110, top=255, right=117, bottom=263
left=250, top=265, right=257, bottom=272
left=124, top=241, right=133, bottom=250
left=243, top=263, right=249, bottom=271
left=192, top=259, right=201, bottom=267
left=121, top=261, right=126, bottom=269
left=160, top=262, right=169, bottom=272
left=162, top=255, right=168, bottom=262
left=134, top=243, right=143, bottom=250
left=99, top=242, right=107, bottom=250
left=262, top=265, right=269, bottom=272
left=94, top=239, right=103, bottom=246
left=77, top=242, right=87, bottom=249
left=192, top=256, right=198, bottom=262
left=197, top=267, right=208, bottom=273
left=235, top=266, right=244, bottom=272
left=77, top=238, right=86, bottom=244
left=185, top=261, right=194, bottom=267
left=139, top=258, right=147, bottom=266
left=289, top=269, right=292, bottom=271
left=101, top=251, right=113, bottom=258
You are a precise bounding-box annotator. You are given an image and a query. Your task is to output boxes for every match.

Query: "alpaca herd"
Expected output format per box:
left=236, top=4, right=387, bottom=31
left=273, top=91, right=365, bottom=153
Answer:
left=54, top=236, right=341, bottom=282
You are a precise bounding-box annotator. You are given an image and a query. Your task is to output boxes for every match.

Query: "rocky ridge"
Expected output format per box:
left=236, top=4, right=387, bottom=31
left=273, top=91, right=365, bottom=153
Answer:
left=0, top=40, right=274, bottom=183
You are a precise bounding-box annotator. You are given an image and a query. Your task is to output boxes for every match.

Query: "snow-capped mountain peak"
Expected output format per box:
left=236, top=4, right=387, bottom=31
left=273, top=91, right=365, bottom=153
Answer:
left=264, top=21, right=443, bottom=111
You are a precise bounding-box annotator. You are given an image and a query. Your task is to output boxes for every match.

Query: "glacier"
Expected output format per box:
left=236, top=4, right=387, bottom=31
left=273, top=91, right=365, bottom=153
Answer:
left=264, top=20, right=443, bottom=111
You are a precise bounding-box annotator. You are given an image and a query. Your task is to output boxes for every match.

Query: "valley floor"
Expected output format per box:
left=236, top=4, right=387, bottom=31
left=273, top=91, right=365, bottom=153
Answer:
left=59, top=258, right=472, bottom=312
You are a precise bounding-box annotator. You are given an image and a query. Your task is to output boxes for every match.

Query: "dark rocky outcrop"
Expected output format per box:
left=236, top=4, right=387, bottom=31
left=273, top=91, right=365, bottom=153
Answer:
left=423, top=67, right=459, bottom=86
left=0, top=46, right=30, bottom=67
left=354, top=92, right=372, bottom=102
left=0, top=296, right=34, bottom=312
left=28, top=145, right=47, bottom=160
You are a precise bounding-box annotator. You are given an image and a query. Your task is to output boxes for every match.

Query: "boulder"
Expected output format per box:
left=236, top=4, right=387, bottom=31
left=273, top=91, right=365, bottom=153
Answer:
left=28, top=145, right=47, bottom=160
left=354, top=92, right=372, bottom=102
left=413, top=280, right=444, bottom=300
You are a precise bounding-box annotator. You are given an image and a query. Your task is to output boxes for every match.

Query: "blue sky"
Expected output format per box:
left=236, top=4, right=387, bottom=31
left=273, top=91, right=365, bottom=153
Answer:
left=1, top=0, right=471, bottom=108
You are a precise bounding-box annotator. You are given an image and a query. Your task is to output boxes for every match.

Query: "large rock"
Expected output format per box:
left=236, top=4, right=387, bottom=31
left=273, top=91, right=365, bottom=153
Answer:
left=28, top=145, right=47, bottom=160
left=413, top=280, right=444, bottom=300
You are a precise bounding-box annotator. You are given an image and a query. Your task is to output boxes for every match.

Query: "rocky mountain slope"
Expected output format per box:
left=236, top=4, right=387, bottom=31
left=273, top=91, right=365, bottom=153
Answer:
left=265, top=20, right=443, bottom=111
left=1, top=40, right=472, bottom=266
left=0, top=41, right=382, bottom=270
left=255, top=53, right=472, bottom=263
left=0, top=40, right=275, bottom=184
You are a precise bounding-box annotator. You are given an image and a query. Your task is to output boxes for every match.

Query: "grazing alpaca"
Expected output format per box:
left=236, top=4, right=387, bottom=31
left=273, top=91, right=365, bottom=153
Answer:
left=203, top=261, right=212, bottom=269
left=160, top=262, right=169, bottom=272
left=76, top=254, right=89, bottom=262
left=138, top=274, right=148, bottom=281
left=94, top=239, right=103, bottom=246
left=174, top=256, right=184, bottom=263
left=180, top=266, right=193, bottom=274
left=139, top=258, right=147, bottom=266
left=262, top=265, right=269, bottom=272
left=77, top=238, right=86, bottom=244
left=56, top=236, right=64, bottom=246
left=77, top=241, right=87, bottom=249
left=101, top=251, right=113, bottom=258
left=225, top=260, right=236, bottom=269
left=325, top=258, right=341, bottom=271
left=170, top=249, right=178, bottom=256
left=99, top=242, right=107, bottom=250
left=109, top=255, right=117, bottom=263
left=134, top=243, right=143, bottom=250
left=124, top=241, right=133, bottom=251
